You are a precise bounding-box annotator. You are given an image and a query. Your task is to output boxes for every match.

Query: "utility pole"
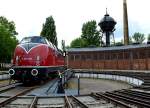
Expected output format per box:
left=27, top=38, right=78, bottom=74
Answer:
left=123, top=0, right=129, bottom=45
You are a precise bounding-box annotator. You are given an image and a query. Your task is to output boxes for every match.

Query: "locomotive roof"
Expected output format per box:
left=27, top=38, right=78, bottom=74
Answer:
left=68, top=44, right=150, bottom=52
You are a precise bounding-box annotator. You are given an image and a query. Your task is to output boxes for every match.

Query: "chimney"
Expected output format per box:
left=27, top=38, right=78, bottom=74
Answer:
left=123, top=0, right=129, bottom=45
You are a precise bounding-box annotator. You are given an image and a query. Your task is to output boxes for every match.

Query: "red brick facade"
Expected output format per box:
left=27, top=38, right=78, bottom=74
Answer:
left=67, top=45, right=150, bottom=70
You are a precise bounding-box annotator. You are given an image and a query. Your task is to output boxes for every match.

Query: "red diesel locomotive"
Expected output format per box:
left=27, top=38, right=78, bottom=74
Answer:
left=9, top=36, right=65, bottom=83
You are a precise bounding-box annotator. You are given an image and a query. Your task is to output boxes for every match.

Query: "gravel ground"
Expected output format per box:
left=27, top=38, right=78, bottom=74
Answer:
left=67, top=78, right=132, bottom=94
left=0, top=80, right=10, bottom=86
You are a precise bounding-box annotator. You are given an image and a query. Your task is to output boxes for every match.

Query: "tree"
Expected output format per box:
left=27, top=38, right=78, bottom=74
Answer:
left=70, top=37, right=87, bottom=48
left=61, top=40, right=65, bottom=51
left=0, top=16, right=18, bottom=63
left=147, top=34, right=150, bottom=42
left=132, top=32, right=145, bottom=44
left=129, top=36, right=133, bottom=44
left=40, top=16, right=58, bottom=47
left=115, top=41, right=123, bottom=46
left=81, top=20, right=101, bottom=47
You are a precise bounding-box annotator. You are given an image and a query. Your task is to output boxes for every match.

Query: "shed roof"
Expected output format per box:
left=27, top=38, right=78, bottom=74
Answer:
left=67, top=44, right=150, bottom=52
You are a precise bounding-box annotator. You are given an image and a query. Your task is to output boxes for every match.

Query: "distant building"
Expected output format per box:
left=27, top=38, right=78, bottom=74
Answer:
left=67, top=44, right=150, bottom=70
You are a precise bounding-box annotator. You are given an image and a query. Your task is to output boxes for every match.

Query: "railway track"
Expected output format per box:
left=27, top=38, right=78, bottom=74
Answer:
left=0, top=69, right=150, bottom=107
left=0, top=86, right=37, bottom=107
left=0, top=82, right=23, bottom=95
left=65, top=94, right=123, bottom=108
left=0, top=94, right=120, bottom=108
left=27, top=69, right=74, bottom=96
left=92, top=88, right=150, bottom=108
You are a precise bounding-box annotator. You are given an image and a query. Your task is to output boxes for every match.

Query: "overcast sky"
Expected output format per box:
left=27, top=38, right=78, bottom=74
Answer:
left=0, top=0, right=150, bottom=48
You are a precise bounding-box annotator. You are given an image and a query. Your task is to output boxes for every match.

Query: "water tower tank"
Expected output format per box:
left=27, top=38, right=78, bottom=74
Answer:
left=99, top=11, right=116, bottom=46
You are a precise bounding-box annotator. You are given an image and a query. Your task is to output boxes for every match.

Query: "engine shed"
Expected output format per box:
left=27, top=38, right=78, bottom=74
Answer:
left=67, top=44, right=150, bottom=70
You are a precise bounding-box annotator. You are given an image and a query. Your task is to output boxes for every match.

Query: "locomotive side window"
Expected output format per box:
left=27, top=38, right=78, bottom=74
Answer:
left=48, top=41, right=54, bottom=49
left=45, top=39, right=53, bottom=48
left=53, top=44, right=58, bottom=51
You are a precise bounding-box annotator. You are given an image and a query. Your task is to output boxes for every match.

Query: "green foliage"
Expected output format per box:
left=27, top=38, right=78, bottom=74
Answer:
left=115, top=36, right=132, bottom=46
left=81, top=20, right=101, bottom=47
left=40, top=16, right=58, bottom=47
left=65, top=45, right=70, bottom=50
left=129, top=36, right=133, bottom=44
left=122, top=37, right=132, bottom=45
left=115, top=41, right=123, bottom=46
left=147, top=34, right=150, bottom=41
left=132, top=32, right=145, bottom=44
left=0, top=16, right=18, bottom=63
left=61, top=40, right=65, bottom=51
left=70, top=37, right=87, bottom=48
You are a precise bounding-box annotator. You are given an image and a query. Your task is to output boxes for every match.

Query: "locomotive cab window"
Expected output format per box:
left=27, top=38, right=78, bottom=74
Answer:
left=20, top=36, right=47, bottom=44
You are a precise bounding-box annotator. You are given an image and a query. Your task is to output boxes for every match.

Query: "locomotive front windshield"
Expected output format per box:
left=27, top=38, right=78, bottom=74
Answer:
left=20, top=37, right=47, bottom=44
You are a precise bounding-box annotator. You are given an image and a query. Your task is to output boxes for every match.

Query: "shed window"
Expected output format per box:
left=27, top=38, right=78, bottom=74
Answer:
left=69, top=55, right=74, bottom=61
left=105, top=53, right=110, bottom=60
left=139, top=51, right=146, bottom=59
left=93, top=54, right=98, bottom=60
left=99, top=53, right=104, bottom=60
left=124, top=52, right=130, bottom=59
left=148, top=50, right=150, bottom=58
left=86, top=55, right=91, bottom=60
left=111, top=53, right=117, bottom=60
left=118, top=52, right=123, bottom=59
left=75, top=55, right=80, bottom=60
left=133, top=51, right=139, bottom=59
left=81, top=55, right=86, bottom=60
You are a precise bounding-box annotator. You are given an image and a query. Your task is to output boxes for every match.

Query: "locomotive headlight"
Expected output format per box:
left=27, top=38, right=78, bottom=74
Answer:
left=8, top=69, right=15, bottom=76
left=31, top=69, right=38, bottom=76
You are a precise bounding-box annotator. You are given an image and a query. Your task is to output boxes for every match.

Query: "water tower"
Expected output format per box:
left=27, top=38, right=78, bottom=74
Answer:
left=98, top=9, right=116, bottom=46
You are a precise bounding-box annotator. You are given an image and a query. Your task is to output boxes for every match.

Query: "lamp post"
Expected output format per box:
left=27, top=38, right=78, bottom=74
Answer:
left=77, top=75, right=80, bottom=95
